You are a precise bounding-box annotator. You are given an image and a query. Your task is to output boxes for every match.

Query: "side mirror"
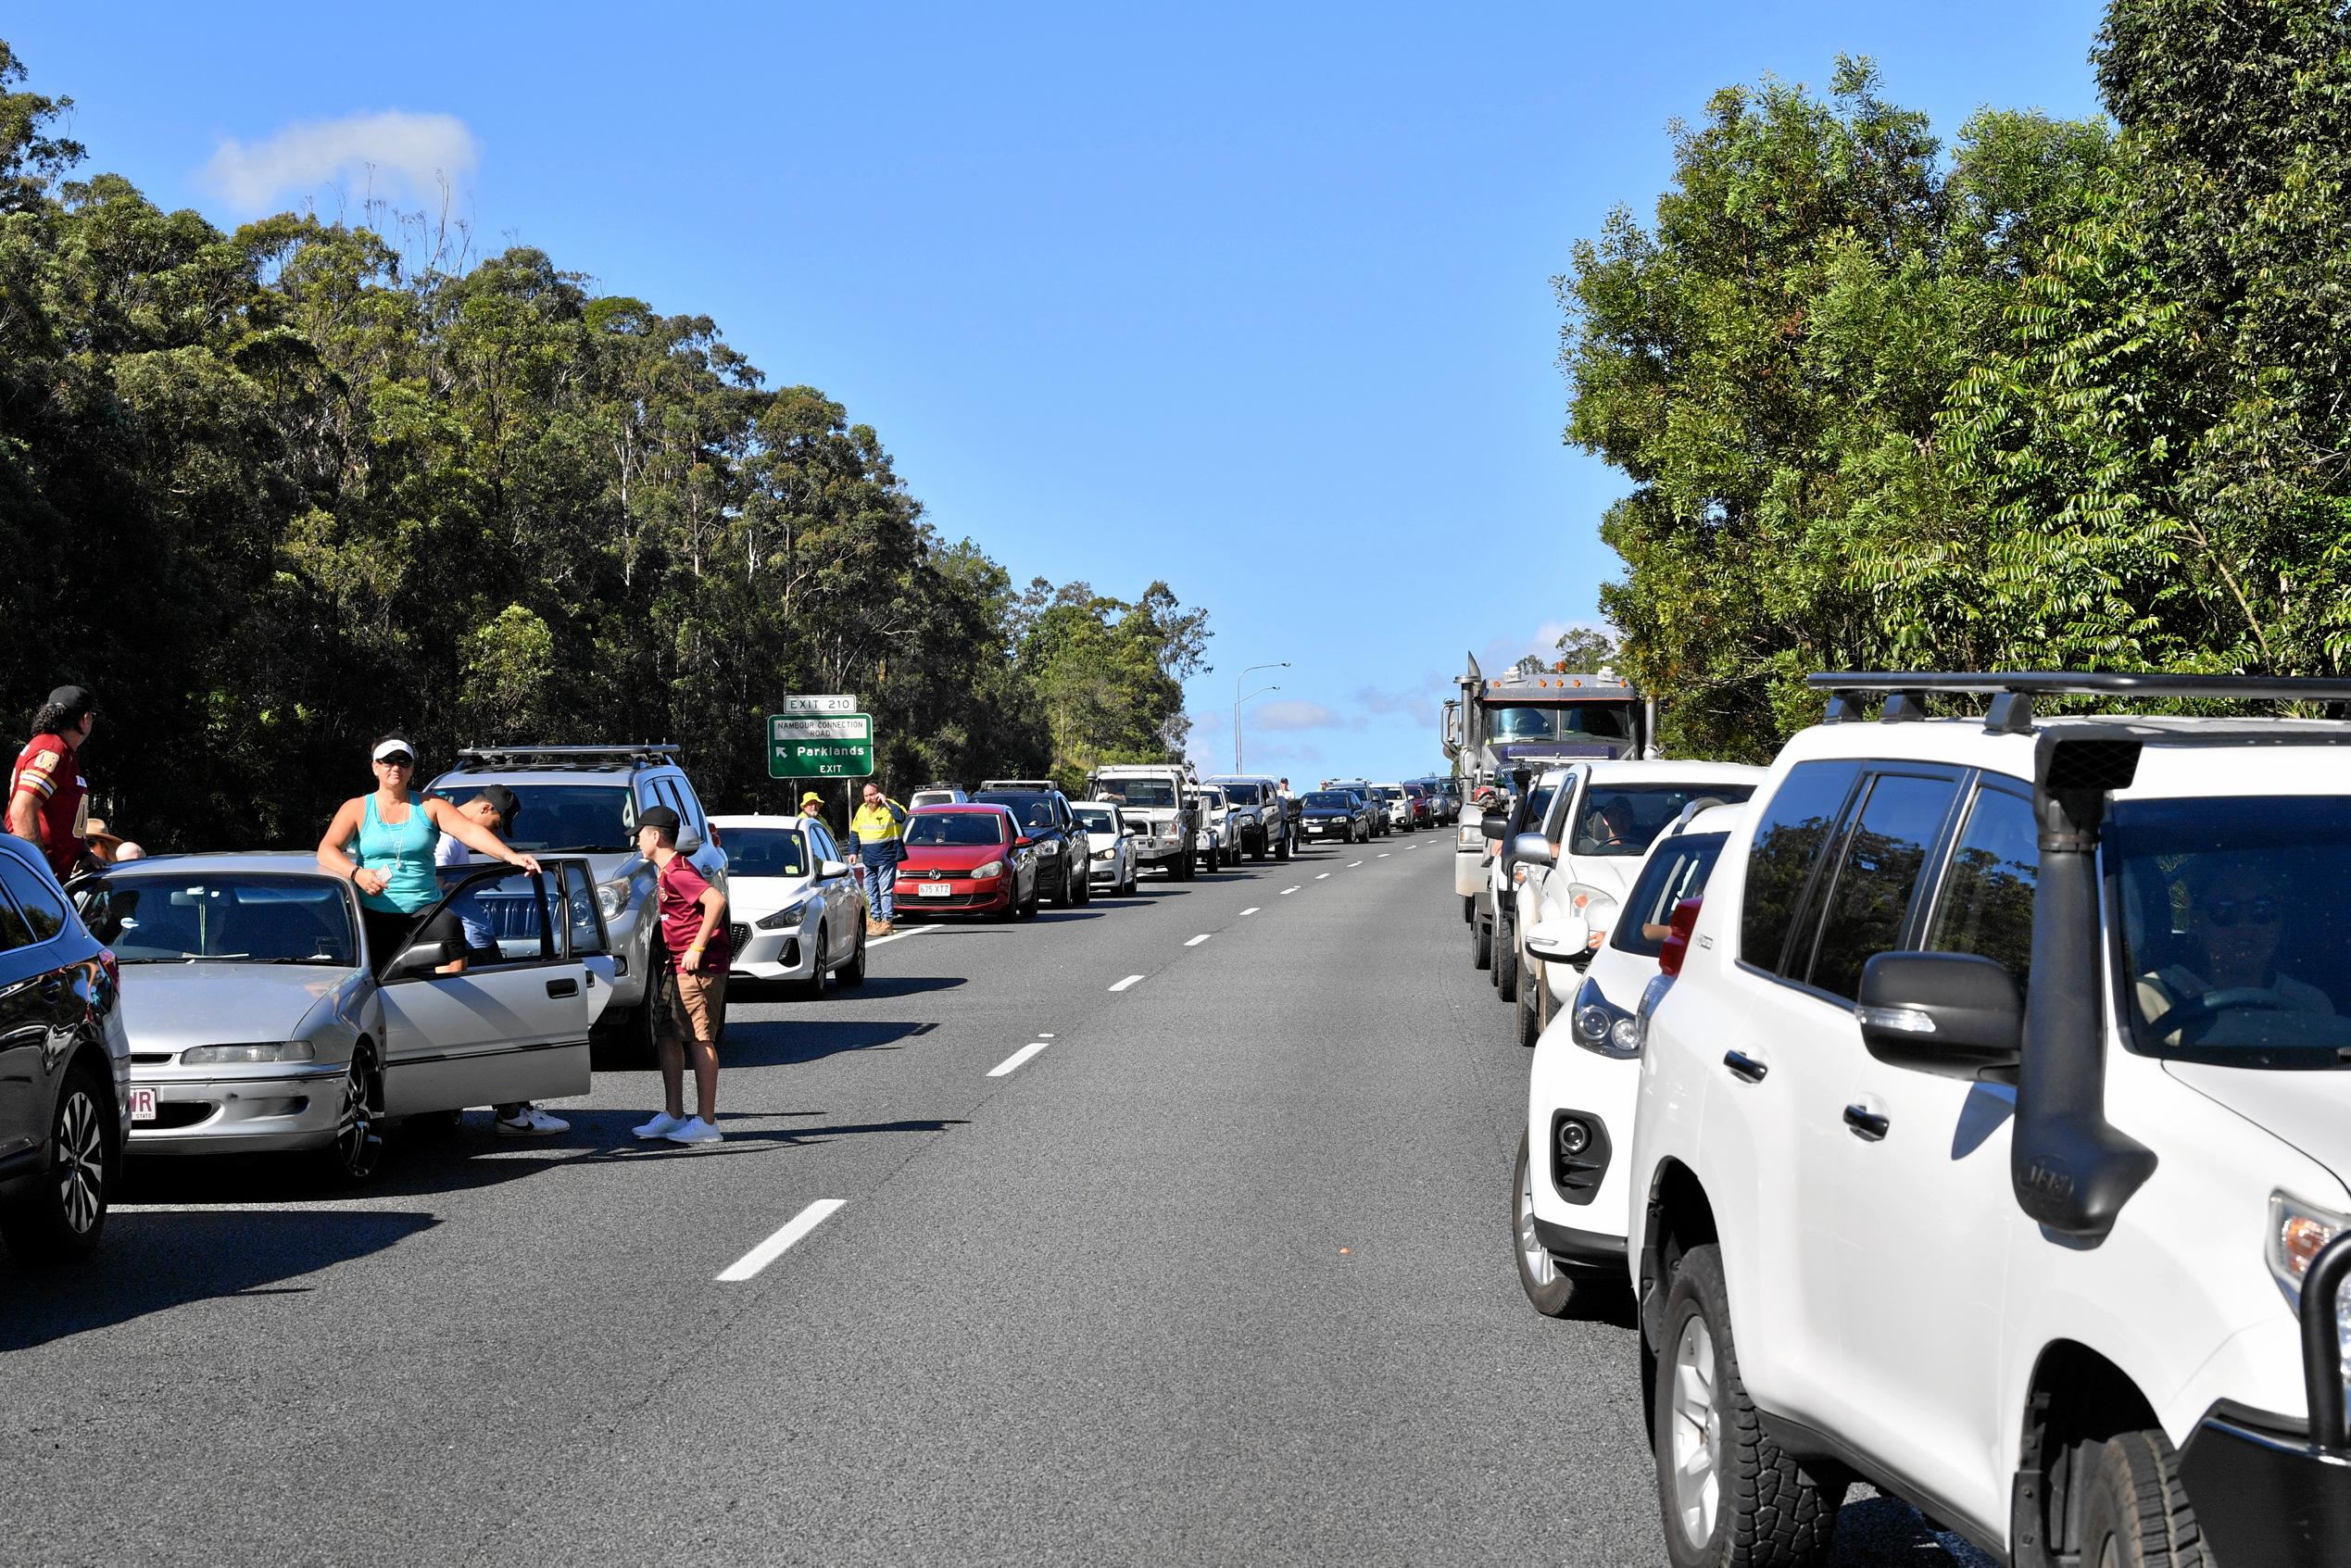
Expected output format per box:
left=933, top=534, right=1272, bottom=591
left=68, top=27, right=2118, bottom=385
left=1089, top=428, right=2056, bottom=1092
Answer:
left=1015, top=835, right=1036, bottom=848
left=1479, top=810, right=1511, bottom=842
left=1510, top=832, right=1553, bottom=869
left=1857, top=952, right=2023, bottom=1080
left=819, top=859, right=850, bottom=880
left=675, top=832, right=704, bottom=857
left=1524, top=918, right=1587, bottom=963
left=386, top=939, right=451, bottom=978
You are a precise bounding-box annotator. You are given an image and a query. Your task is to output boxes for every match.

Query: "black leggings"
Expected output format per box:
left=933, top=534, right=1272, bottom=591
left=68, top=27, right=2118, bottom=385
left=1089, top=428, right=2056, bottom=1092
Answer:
left=361, top=905, right=465, bottom=973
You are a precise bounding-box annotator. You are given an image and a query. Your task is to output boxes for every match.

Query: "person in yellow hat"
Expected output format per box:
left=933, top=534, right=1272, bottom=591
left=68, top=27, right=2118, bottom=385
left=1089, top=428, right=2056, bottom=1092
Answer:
left=798, top=791, right=828, bottom=829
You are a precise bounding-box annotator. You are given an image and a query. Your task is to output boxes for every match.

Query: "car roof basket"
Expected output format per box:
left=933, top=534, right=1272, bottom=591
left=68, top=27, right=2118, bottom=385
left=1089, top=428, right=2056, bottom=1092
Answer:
left=1808, top=671, right=2351, bottom=734
left=454, top=743, right=681, bottom=771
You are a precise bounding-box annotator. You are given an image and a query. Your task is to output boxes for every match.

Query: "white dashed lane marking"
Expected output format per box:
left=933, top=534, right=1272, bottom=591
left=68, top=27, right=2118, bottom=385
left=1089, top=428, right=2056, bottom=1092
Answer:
left=1348, top=860, right=1364, bottom=868
left=1185, top=935, right=1211, bottom=947
left=1315, top=873, right=1330, bottom=881
left=987, top=1043, right=1050, bottom=1078
left=1239, top=907, right=1259, bottom=916
left=1109, top=974, right=1144, bottom=992
left=718, top=1199, right=845, bottom=1283
left=1279, top=886, right=1300, bottom=896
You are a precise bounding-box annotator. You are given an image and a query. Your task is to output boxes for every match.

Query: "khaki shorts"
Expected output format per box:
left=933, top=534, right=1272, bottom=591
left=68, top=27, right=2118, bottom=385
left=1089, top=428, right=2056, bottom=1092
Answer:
left=656, top=967, right=726, bottom=1044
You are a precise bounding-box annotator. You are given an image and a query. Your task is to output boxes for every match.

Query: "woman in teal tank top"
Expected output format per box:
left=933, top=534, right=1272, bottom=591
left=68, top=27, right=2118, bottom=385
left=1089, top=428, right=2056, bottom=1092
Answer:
left=317, top=734, right=542, bottom=969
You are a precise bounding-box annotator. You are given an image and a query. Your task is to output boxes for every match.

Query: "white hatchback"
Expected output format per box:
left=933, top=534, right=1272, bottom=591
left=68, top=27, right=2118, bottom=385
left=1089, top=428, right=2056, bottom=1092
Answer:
left=709, top=814, right=868, bottom=995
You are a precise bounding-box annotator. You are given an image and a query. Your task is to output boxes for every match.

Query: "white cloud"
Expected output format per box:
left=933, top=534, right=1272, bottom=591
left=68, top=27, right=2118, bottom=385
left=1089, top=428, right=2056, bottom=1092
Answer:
left=198, top=110, right=480, bottom=214
left=1252, top=699, right=1352, bottom=733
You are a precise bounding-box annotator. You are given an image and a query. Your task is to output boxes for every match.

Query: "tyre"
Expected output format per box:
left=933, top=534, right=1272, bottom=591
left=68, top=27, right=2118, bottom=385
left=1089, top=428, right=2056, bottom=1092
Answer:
left=1125, top=860, right=1138, bottom=895
left=838, top=923, right=868, bottom=985
left=1051, top=862, right=1074, bottom=908
left=1204, top=844, right=1220, bottom=873
left=1472, top=911, right=1493, bottom=969
left=1653, top=1244, right=1844, bottom=1568
left=1517, top=961, right=1543, bottom=1047
left=593, top=990, right=659, bottom=1070
left=315, top=1048, right=383, bottom=1188
left=0, top=1062, right=114, bottom=1262
left=1276, top=835, right=1291, bottom=862
left=1018, top=876, right=1039, bottom=918
left=2077, top=1430, right=2206, bottom=1568
left=1513, top=1129, right=1578, bottom=1316
left=796, top=931, right=829, bottom=998
left=1463, top=894, right=1474, bottom=924
left=1496, top=924, right=1518, bottom=1003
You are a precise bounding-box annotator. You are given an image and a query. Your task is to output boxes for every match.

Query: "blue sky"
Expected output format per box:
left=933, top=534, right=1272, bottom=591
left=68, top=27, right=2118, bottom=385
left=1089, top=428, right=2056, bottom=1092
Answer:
left=13, top=3, right=2108, bottom=781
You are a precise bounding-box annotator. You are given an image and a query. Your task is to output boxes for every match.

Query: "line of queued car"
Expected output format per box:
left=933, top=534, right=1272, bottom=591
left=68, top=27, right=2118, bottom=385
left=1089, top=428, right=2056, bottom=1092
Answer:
left=1464, top=671, right=2351, bottom=1568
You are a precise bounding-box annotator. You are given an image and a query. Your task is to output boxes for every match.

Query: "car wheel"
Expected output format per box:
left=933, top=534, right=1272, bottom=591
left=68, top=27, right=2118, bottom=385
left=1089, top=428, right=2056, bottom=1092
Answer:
left=797, top=931, right=829, bottom=998
left=0, top=1061, right=114, bottom=1262
left=1075, top=863, right=1092, bottom=904
left=1517, top=962, right=1543, bottom=1047
left=1654, top=1244, right=1844, bottom=1568
left=1513, top=1130, right=1578, bottom=1317
left=1050, top=862, right=1073, bottom=908
left=2076, top=1430, right=2206, bottom=1568
left=1472, top=911, right=1492, bottom=969
left=838, top=922, right=868, bottom=985
left=1495, top=921, right=1519, bottom=1001
left=1276, top=835, right=1291, bottom=862
left=316, top=1048, right=383, bottom=1188
left=592, top=992, right=660, bottom=1071
left=1124, top=861, right=1138, bottom=895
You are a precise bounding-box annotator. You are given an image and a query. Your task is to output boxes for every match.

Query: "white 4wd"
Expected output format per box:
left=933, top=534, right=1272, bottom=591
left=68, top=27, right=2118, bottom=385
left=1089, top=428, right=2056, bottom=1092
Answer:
left=1627, top=672, right=2351, bottom=1568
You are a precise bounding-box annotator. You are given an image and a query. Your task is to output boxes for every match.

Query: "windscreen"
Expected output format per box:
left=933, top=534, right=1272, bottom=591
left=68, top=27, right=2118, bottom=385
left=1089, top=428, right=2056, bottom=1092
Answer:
left=1221, top=783, right=1264, bottom=805
left=1072, top=806, right=1119, bottom=834
left=1612, top=834, right=1729, bottom=958
left=82, top=873, right=357, bottom=966
left=1487, top=702, right=1634, bottom=743
left=906, top=812, right=1007, bottom=847
left=1302, top=792, right=1353, bottom=809
left=2112, top=796, right=2351, bottom=1066
left=430, top=784, right=635, bottom=852
left=1570, top=784, right=1756, bottom=858
left=1095, top=778, right=1176, bottom=808
left=721, top=828, right=809, bottom=879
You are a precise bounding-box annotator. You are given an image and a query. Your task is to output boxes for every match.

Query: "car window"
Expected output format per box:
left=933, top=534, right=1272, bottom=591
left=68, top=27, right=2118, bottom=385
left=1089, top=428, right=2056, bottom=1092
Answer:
left=1741, top=760, right=1864, bottom=976
left=558, top=862, right=603, bottom=958
left=1613, top=833, right=1729, bottom=959
left=0, top=859, right=68, bottom=944
left=1073, top=806, right=1119, bottom=834
left=1926, top=785, right=2039, bottom=995
left=0, top=869, right=40, bottom=952
left=87, top=872, right=357, bottom=965
left=1095, top=779, right=1176, bottom=808
left=1571, top=783, right=1757, bottom=858
left=807, top=822, right=838, bottom=861
left=432, top=865, right=557, bottom=963
left=1803, top=771, right=1963, bottom=1001
left=669, top=775, right=710, bottom=836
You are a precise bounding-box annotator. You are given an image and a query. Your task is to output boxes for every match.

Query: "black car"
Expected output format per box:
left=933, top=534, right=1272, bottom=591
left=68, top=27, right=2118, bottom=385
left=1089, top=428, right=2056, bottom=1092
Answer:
left=970, top=789, right=1094, bottom=908
left=0, top=835, right=130, bottom=1261
left=1297, top=790, right=1365, bottom=846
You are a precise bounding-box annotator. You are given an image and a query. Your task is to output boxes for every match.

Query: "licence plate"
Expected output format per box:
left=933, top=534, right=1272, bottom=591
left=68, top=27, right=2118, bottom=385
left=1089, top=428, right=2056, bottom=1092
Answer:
left=129, top=1087, right=157, bottom=1123
left=918, top=883, right=953, bottom=897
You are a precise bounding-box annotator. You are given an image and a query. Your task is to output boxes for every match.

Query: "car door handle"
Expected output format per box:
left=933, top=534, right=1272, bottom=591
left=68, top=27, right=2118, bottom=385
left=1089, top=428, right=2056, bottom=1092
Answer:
left=1843, top=1103, right=1891, bottom=1141
left=546, top=978, right=579, bottom=998
left=1723, top=1050, right=1768, bottom=1084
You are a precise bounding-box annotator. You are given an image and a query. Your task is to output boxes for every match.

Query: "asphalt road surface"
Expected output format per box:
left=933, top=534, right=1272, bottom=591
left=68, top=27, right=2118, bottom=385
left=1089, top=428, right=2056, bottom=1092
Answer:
left=2, top=834, right=1989, bottom=1567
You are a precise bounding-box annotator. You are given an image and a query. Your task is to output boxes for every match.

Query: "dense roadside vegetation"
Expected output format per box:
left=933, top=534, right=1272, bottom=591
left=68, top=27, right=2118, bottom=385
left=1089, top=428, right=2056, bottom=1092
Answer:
left=0, top=40, right=1210, bottom=849
left=1560, top=0, right=2351, bottom=759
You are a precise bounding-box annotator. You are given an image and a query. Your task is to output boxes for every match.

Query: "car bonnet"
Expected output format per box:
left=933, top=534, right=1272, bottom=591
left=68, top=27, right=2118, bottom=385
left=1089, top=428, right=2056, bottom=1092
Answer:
left=117, top=964, right=361, bottom=1055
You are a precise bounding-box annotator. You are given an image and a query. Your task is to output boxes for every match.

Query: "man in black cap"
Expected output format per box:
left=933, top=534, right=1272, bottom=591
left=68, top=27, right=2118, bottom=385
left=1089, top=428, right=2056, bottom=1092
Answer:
left=629, top=804, right=731, bottom=1147
left=8, top=684, right=98, bottom=880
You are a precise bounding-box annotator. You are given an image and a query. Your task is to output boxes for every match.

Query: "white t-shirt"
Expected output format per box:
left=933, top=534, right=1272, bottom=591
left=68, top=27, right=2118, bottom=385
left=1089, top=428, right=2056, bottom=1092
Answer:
left=434, top=834, right=497, bottom=953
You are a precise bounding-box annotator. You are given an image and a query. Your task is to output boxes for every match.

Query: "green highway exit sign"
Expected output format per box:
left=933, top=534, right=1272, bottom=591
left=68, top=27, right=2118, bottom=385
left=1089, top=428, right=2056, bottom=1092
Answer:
left=767, top=712, right=875, bottom=779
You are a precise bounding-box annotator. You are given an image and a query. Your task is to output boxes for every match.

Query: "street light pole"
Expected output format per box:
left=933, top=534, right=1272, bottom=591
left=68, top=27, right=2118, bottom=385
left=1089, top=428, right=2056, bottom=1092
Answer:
left=1235, top=660, right=1289, bottom=773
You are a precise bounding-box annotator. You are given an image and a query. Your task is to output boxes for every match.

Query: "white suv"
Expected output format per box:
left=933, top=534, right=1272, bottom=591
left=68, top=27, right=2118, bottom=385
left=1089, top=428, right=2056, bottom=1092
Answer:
left=1625, top=672, right=2351, bottom=1568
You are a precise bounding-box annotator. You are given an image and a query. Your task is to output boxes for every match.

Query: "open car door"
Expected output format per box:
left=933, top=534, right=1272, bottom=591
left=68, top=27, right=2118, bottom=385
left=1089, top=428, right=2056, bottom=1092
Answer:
left=375, top=861, right=600, bottom=1116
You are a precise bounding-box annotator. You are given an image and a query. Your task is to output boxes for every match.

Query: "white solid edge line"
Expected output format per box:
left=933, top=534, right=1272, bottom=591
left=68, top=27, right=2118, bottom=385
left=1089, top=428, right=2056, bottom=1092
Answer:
left=1279, top=886, right=1300, bottom=895
left=1185, top=934, right=1211, bottom=947
left=987, top=1042, right=1050, bottom=1078
left=1238, top=907, right=1259, bottom=916
left=717, top=1198, right=846, bottom=1283
left=1109, top=973, right=1145, bottom=992
left=868, top=924, right=940, bottom=948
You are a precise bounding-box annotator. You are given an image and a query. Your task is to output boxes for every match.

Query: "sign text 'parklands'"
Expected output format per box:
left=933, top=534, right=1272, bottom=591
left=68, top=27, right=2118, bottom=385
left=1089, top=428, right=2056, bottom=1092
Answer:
left=767, top=712, right=875, bottom=779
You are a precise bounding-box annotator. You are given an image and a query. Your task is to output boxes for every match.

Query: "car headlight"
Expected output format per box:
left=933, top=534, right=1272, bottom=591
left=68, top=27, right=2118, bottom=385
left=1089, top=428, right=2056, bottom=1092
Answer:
left=971, top=860, right=1006, bottom=880
left=1093, top=848, right=1114, bottom=861
left=1456, top=823, right=1482, bottom=850
left=182, top=1041, right=317, bottom=1065
left=756, top=896, right=814, bottom=931
left=2269, top=1192, right=2351, bottom=1389
left=1569, top=974, right=1639, bottom=1058
left=597, top=872, right=637, bottom=921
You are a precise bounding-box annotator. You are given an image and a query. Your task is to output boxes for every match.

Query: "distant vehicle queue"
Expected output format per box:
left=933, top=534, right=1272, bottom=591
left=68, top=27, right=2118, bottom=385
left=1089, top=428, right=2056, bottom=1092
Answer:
left=0, top=708, right=1460, bottom=1265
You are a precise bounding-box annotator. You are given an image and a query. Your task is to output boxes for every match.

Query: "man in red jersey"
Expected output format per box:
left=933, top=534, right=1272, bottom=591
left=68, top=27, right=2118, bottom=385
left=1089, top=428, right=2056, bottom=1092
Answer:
left=8, top=684, right=98, bottom=880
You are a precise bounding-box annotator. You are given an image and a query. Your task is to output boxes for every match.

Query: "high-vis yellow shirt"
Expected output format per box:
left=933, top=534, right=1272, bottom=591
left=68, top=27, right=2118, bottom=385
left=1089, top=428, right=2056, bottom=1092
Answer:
left=851, top=799, right=908, bottom=844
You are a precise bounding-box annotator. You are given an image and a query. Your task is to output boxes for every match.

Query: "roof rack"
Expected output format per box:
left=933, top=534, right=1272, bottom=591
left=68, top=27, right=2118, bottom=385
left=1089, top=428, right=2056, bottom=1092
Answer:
left=454, top=743, right=681, bottom=770
left=1808, top=671, right=2351, bottom=734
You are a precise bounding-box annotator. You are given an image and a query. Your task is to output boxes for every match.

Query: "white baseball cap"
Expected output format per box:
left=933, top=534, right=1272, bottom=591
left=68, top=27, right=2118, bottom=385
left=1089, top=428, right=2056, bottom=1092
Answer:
left=371, top=737, right=416, bottom=762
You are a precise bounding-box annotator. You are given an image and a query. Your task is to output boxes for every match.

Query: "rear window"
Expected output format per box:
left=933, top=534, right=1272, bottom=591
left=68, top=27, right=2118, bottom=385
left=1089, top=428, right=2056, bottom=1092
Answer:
left=1072, top=806, right=1119, bottom=834
left=1095, top=778, right=1176, bottom=808
left=906, top=813, right=1007, bottom=847
left=1570, top=783, right=1756, bottom=858
left=1613, top=833, right=1730, bottom=958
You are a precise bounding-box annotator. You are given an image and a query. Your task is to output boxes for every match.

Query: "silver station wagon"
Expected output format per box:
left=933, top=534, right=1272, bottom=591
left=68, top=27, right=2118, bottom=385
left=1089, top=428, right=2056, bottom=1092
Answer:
left=74, top=852, right=613, bottom=1183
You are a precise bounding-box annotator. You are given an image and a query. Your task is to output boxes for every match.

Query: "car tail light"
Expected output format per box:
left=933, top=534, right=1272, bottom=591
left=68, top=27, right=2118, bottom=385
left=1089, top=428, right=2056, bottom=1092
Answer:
left=1658, top=897, right=1703, bottom=978
left=97, top=948, right=119, bottom=994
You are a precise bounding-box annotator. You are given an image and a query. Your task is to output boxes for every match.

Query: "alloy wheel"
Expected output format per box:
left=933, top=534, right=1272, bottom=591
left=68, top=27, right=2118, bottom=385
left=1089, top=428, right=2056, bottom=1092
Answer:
left=54, top=1088, right=105, bottom=1236
left=333, top=1056, right=382, bottom=1181
left=1515, top=1143, right=1557, bottom=1292
left=1668, top=1312, right=1723, bottom=1550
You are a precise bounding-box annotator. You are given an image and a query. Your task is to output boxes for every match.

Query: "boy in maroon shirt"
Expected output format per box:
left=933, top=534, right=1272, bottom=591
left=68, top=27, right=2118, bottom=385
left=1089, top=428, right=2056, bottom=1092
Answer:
left=8, top=684, right=97, bottom=880
left=628, top=805, right=732, bottom=1146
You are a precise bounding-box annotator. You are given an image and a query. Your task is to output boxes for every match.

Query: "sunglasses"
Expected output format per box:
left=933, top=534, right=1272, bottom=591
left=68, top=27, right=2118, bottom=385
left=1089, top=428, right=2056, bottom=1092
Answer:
left=2201, top=897, right=2282, bottom=928
left=376, top=754, right=415, bottom=769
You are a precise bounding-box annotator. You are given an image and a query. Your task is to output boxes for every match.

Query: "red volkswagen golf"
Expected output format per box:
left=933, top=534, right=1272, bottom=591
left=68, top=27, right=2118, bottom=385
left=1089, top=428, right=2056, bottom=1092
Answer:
left=892, top=804, right=1040, bottom=920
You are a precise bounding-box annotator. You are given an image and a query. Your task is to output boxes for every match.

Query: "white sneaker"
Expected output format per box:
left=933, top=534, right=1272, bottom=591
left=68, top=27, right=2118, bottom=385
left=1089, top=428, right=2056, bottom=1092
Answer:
left=633, top=1110, right=687, bottom=1139
left=497, top=1105, right=569, bottom=1136
left=662, top=1116, right=723, bottom=1146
